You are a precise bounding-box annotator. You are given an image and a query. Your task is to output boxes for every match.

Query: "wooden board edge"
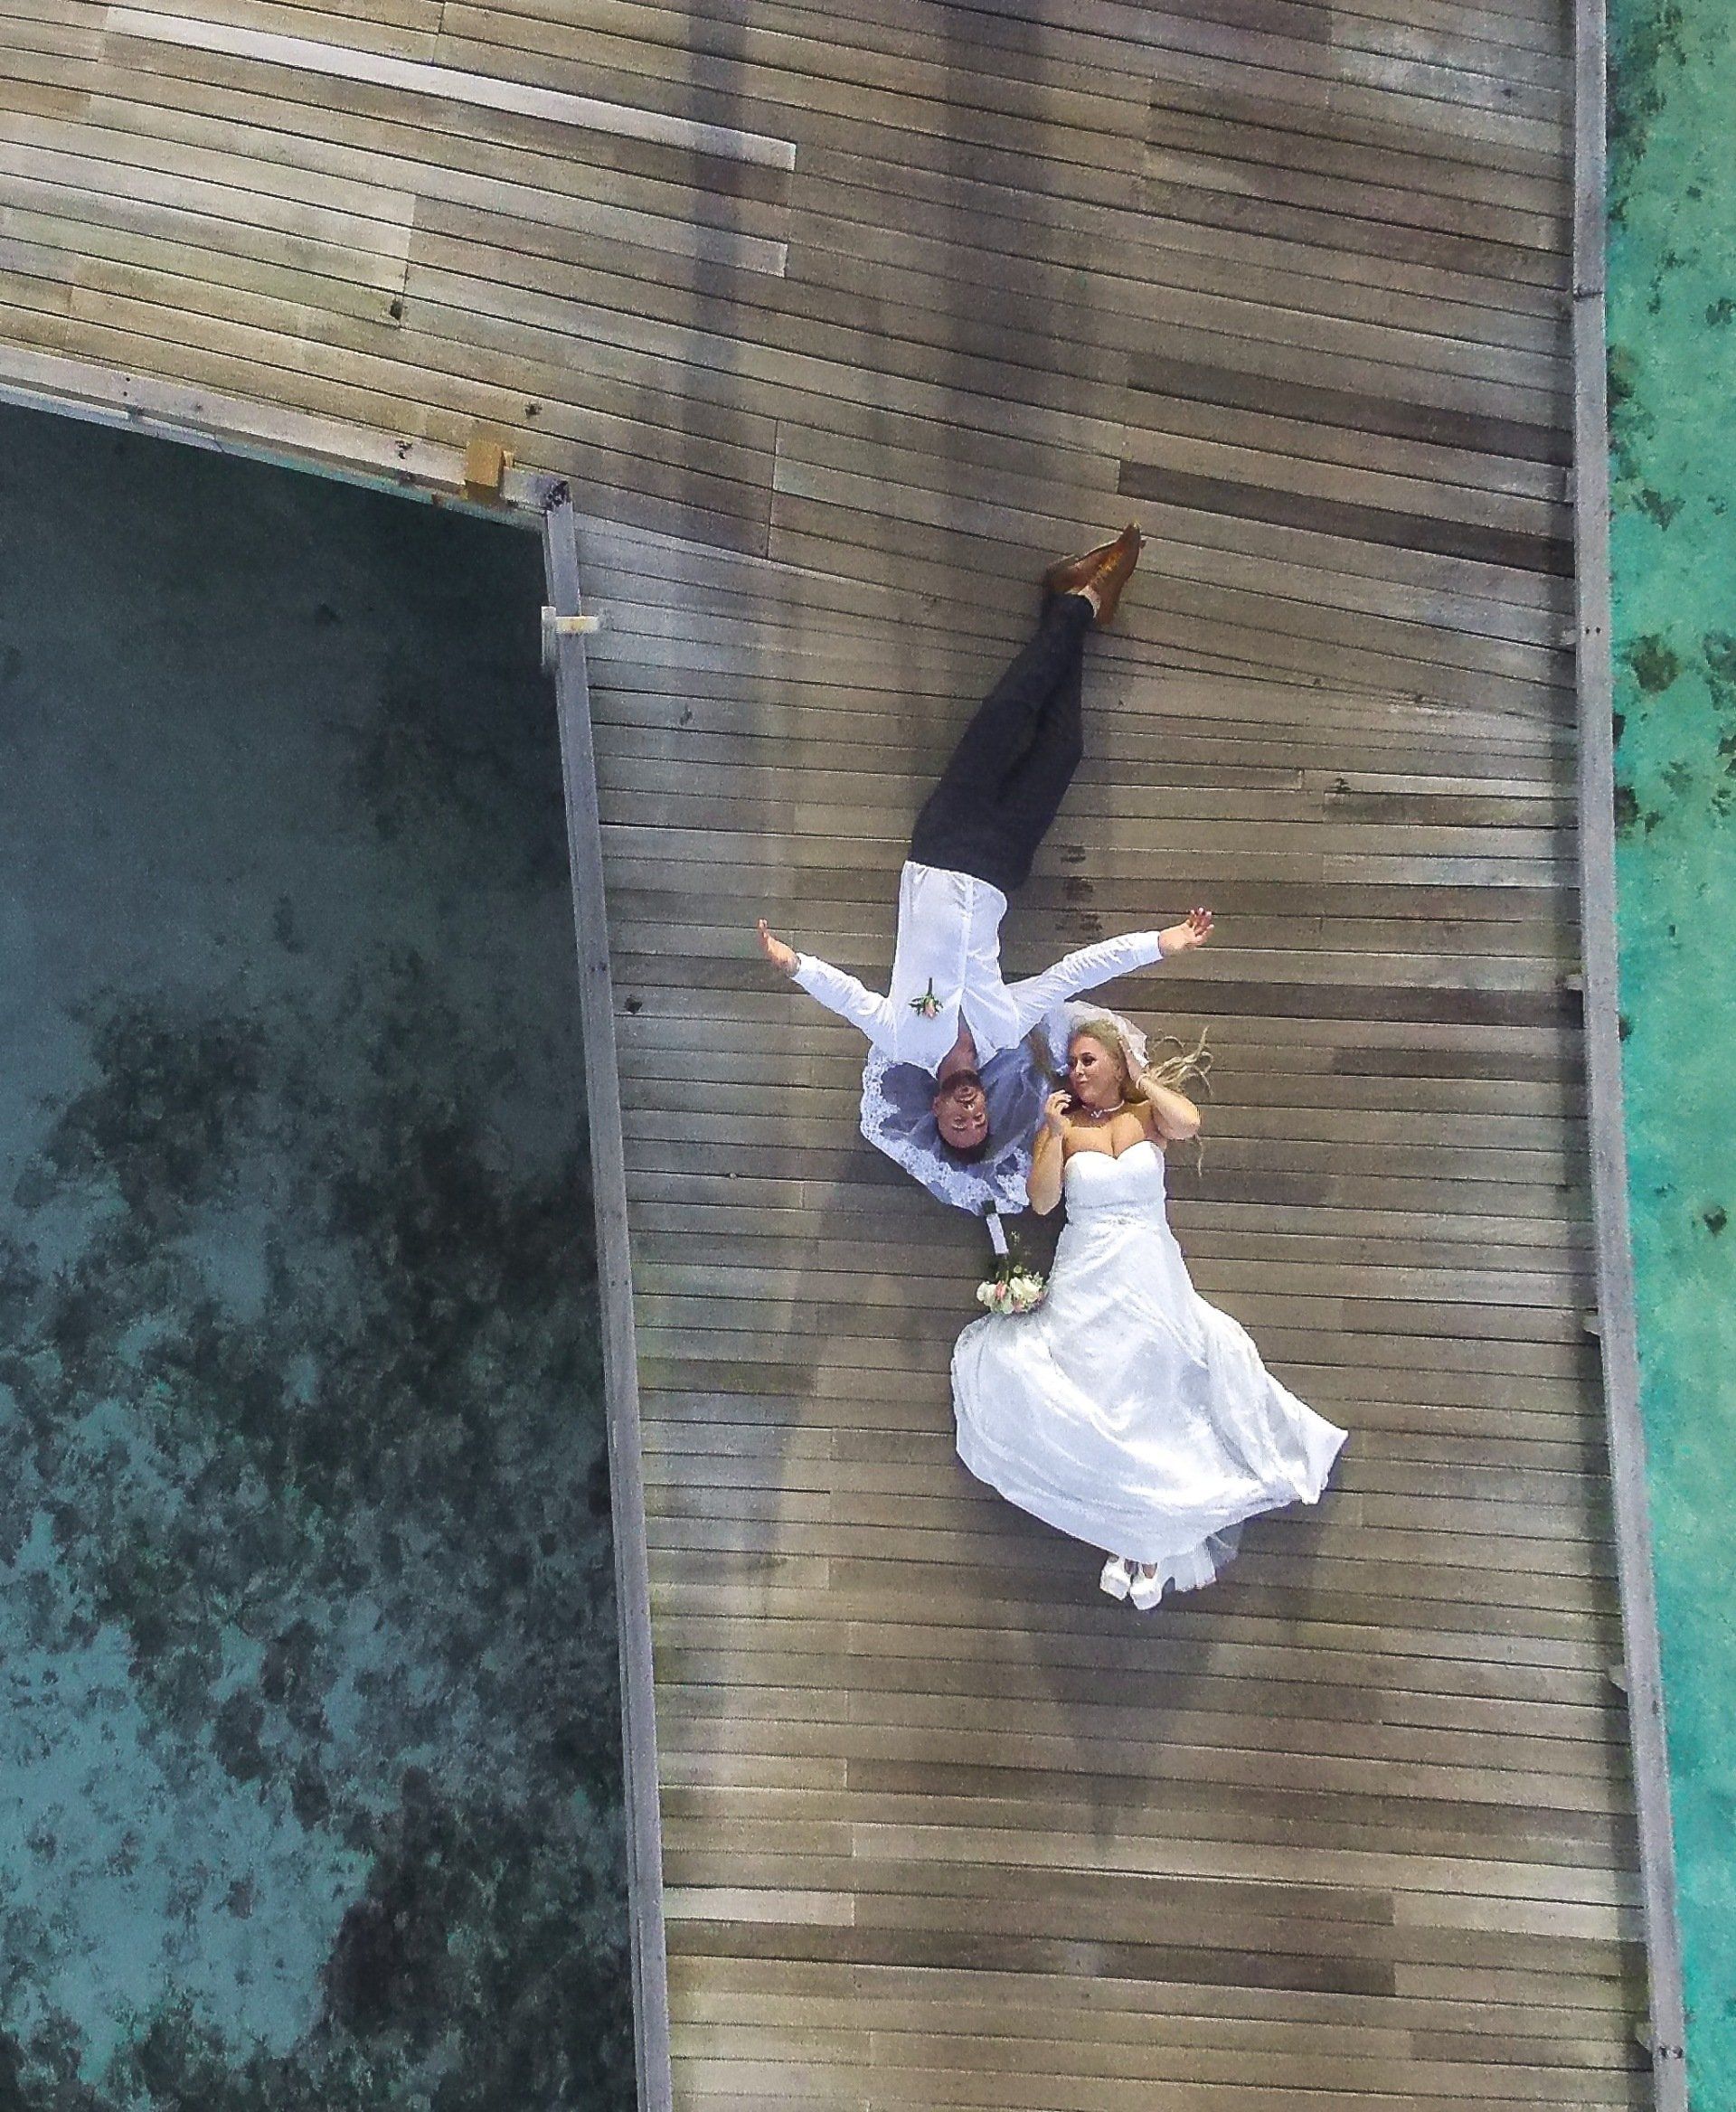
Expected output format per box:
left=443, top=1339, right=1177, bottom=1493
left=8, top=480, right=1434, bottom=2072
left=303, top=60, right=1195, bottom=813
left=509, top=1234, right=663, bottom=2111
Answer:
left=0, top=338, right=560, bottom=523
left=1570, top=0, right=1690, bottom=2099
left=542, top=490, right=675, bottom=2112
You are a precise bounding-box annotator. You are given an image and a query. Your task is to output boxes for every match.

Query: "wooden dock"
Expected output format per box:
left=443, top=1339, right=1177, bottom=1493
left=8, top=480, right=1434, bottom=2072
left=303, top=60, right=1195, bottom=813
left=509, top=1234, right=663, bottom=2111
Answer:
left=0, top=0, right=1657, bottom=2103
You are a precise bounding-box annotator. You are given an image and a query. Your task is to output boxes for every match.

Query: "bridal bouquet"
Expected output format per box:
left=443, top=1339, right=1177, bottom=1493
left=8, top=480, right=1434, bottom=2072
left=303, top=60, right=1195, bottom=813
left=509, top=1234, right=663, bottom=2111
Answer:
left=977, top=1251, right=1046, bottom=1315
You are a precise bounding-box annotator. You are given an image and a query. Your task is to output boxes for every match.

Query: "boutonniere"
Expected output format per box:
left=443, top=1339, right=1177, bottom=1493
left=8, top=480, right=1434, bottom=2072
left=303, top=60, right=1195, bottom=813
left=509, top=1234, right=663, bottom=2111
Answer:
left=910, top=978, right=943, bottom=1019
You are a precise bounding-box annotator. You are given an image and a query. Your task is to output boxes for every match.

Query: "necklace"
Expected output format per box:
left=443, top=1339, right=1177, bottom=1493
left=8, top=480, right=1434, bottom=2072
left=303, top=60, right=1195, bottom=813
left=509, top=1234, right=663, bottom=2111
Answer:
left=1079, top=1098, right=1128, bottom=1123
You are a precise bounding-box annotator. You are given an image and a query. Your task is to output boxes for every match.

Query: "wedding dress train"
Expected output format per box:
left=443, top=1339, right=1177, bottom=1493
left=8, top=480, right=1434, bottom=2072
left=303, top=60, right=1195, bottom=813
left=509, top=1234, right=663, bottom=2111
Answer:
left=951, top=1139, right=1346, bottom=1598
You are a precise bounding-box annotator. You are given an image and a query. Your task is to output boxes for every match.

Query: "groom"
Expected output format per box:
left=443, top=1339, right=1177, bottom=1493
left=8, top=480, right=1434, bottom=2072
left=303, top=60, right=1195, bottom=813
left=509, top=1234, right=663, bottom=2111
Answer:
left=758, top=528, right=1212, bottom=1215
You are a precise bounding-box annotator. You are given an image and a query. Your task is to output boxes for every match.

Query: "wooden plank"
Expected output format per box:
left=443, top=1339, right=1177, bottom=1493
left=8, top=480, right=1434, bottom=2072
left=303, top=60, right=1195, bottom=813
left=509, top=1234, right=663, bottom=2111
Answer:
left=107, top=5, right=800, bottom=169
left=542, top=497, right=674, bottom=2112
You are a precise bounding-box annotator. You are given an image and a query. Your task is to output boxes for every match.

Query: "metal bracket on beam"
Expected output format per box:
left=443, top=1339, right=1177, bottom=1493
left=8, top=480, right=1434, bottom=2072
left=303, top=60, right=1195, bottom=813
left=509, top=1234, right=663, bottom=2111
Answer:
left=541, top=604, right=602, bottom=673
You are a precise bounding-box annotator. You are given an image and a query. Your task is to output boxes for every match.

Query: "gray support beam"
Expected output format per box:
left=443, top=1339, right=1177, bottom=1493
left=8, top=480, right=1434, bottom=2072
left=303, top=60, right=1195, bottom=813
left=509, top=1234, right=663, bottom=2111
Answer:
left=1571, top=2, right=1690, bottom=2101
left=542, top=492, right=674, bottom=2112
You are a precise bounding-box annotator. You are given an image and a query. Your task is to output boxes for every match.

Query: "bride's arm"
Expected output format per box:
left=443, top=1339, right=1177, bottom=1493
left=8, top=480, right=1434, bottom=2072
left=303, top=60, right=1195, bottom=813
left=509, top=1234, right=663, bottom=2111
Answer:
left=1027, top=1092, right=1072, bottom=1216
left=1137, top=1071, right=1202, bottom=1143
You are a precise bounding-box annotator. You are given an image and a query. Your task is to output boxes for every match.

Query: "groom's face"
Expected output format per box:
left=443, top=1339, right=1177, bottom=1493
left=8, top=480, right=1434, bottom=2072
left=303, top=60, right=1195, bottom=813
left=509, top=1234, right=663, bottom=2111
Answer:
left=933, top=1070, right=989, bottom=1151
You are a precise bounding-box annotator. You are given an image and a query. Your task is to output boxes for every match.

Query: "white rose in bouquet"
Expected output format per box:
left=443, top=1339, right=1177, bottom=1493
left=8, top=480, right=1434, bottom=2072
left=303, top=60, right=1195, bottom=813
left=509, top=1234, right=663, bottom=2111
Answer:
left=976, top=1262, right=1046, bottom=1315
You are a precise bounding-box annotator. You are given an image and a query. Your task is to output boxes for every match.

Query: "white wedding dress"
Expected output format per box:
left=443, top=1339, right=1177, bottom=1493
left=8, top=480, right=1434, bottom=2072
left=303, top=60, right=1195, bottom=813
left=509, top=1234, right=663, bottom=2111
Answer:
left=952, top=1138, right=1346, bottom=1597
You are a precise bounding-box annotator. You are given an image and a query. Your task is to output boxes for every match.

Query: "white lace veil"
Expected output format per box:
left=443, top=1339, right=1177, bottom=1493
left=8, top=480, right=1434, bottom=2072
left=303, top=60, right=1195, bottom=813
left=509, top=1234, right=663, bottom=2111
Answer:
left=1048, top=1000, right=1150, bottom=1082
left=857, top=1004, right=1171, bottom=1220
left=858, top=1039, right=1051, bottom=1216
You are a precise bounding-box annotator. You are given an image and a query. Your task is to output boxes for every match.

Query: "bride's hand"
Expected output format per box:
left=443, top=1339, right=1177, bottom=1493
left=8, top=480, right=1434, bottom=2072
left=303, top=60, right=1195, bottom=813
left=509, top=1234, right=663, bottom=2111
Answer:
left=756, top=919, right=799, bottom=976
left=1043, top=1090, right=1072, bottom=1137
left=1159, top=906, right=1213, bottom=955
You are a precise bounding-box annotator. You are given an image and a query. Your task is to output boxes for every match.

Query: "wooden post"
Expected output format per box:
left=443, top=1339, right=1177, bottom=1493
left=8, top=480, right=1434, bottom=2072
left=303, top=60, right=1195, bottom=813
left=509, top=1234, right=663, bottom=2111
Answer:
left=1571, top=0, right=1691, bottom=2098
left=541, top=490, right=673, bottom=2112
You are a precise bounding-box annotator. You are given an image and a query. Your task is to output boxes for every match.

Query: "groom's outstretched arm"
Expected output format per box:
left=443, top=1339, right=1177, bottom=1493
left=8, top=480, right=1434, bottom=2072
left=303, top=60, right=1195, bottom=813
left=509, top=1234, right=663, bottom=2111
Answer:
left=1006, top=907, right=1212, bottom=1033
left=757, top=918, right=896, bottom=1046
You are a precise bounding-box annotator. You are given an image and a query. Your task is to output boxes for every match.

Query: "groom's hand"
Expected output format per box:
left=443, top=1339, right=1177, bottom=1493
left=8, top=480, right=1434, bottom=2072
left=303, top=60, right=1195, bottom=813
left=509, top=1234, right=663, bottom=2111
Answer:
left=1159, top=906, right=1212, bottom=955
left=756, top=919, right=799, bottom=977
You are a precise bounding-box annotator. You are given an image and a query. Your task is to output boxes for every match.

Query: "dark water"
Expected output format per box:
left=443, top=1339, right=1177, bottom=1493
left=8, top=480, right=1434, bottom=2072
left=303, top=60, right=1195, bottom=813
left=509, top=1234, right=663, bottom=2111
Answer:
left=0, top=408, right=632, bottom=2107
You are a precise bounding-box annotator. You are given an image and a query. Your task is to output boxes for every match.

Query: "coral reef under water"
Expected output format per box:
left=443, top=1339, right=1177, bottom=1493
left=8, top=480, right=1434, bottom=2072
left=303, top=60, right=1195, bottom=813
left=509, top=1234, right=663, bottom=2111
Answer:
left=1609, top=0, right=1736, bottom=2098
left=0, top=408, right=632, bottom=2108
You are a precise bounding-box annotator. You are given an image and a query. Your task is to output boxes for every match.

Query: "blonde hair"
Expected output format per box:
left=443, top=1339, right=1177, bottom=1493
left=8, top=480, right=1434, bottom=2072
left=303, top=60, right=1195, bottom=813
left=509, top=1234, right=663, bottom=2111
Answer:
left=1068, top=1018, right=1211, bottom=1095
left=1068, top=1017, right=1212, bottom=1161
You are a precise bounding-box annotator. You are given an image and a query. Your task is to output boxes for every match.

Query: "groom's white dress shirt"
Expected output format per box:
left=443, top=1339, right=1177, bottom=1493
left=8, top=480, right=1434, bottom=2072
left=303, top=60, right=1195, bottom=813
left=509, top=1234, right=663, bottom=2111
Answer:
left=792, top=859, right=1168, bottom=1067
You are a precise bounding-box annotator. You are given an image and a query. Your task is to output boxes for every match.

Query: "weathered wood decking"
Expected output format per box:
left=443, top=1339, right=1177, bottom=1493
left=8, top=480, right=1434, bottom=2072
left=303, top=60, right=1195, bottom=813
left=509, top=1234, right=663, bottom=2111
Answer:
left=0, top=0, right=1659, bottom=2103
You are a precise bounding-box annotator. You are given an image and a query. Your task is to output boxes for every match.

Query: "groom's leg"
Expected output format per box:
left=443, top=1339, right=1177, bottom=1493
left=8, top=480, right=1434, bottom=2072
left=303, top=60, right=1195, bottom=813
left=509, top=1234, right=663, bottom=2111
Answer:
left=986, top=632, right=1088, bottom=891
left=910, top=593, right=1092, bottom=886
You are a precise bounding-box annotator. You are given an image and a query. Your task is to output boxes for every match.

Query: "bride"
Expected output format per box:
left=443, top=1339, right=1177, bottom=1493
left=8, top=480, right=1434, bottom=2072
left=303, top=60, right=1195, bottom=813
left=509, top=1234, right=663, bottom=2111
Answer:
left=951, top=1013, right=1347, bottom=1609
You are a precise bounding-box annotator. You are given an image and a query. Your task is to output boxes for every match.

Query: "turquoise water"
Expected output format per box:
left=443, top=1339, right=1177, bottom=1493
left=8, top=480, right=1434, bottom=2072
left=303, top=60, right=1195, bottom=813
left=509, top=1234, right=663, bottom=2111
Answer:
left=1609, top=0, right=1736, bottom=2100
left=0, top=407, right=632, bottom=2105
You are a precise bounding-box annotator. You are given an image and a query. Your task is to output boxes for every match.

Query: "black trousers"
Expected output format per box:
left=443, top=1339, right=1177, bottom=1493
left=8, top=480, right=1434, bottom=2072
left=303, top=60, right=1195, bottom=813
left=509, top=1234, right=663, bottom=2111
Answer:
left=908, top=591, right=1092, bottom=896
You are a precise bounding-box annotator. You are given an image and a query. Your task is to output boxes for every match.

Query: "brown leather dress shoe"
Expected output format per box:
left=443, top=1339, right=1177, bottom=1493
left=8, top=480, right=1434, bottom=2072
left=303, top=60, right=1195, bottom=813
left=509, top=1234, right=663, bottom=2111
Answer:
left=1084, top=522, right=1143, bottom=625
left=1041, top=523, right=1143, bottom=622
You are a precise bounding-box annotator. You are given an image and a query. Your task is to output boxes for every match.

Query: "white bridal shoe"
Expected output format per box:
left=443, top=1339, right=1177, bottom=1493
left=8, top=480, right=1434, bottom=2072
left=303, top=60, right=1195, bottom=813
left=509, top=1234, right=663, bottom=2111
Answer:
left=1128, top=1564, right=1165, bottom=1611
left=1099, top=1555, right=1133, bottom=1600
